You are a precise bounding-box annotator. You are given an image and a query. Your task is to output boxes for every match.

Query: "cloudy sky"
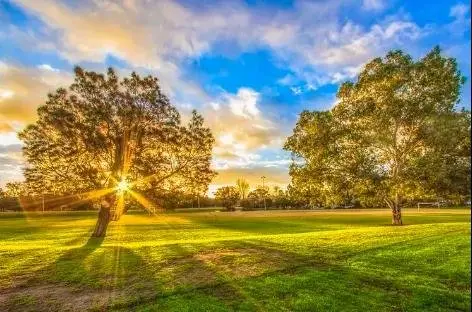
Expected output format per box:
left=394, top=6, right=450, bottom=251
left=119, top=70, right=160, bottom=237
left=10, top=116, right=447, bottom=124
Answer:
left=0, top=0, right=470, bottom=194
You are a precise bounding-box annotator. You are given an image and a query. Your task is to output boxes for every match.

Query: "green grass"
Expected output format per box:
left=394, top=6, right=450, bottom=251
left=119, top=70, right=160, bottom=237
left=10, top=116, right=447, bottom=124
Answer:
left=0, top=208, right=470, bottom=311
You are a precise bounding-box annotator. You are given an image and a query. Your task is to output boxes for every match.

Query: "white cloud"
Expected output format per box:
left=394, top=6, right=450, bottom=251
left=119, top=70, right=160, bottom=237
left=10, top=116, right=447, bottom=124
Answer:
left=10, top=0, right=427, bottom=92
left=290, top=86, right=303, bottom=95
left=37, top=64, right=59, bottom=72
left=0, top=62, right=72, bottom=185
left=227, top=88, right=260, bottom=118
left=362, top=0, right=386, bottom=11
left=0, top=143, right=24, bottom=186
left=277, top=74, right=298, bottom=86
left=448, top=3, right=471, bottom=37
left=0, top=62, right=72, bottom=131
left=450, top=3, right=469, bottom=19
left=219, top=133, right=235, bottom=145
left=0, top=89, right=14, bottom=99
left=0, top=133, right=22, bottom=146
left=210, top=102, right=221, bottom=110
left=204, top=87, right=278, bottom=151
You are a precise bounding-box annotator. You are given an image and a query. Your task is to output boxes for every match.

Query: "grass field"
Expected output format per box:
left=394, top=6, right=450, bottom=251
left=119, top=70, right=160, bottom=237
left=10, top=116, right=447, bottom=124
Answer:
left=0, top=209, right=470, bottom=311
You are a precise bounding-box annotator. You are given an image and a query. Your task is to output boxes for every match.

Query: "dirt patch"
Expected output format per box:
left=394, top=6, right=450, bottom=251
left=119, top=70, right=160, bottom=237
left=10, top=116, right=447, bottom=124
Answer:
left=151, top=247, right=297, bottom=293
left=193, top=247, right=296, bottom=278
left=0, top=283, right=148, bottom=312
left=158, top=261, right=218, bottom=289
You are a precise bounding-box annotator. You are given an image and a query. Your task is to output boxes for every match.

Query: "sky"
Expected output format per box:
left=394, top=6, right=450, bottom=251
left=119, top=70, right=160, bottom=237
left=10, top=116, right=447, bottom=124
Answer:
left=0, top=0, right=470, bottom=195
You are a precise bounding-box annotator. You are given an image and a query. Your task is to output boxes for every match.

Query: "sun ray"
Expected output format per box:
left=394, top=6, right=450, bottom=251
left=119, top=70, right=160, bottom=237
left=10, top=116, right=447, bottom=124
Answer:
left=113, top=192, right=125, bottom=220
left=128, top=190, right=162, bottom=215
left=18, top=187, right=115, bottom=215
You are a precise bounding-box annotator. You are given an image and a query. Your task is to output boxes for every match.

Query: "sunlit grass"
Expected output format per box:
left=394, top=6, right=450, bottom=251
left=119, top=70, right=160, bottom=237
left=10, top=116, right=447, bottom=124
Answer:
left=0, top=209, right=470, bottom=311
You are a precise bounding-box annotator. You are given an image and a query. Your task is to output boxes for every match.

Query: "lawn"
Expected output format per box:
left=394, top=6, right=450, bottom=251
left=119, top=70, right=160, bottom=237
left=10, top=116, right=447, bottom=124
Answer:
left=0, top=209, right=470, bottom=311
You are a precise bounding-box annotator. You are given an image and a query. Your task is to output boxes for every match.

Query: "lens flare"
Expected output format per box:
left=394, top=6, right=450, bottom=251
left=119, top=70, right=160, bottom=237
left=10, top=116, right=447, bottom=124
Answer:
left=116, top=180, right=129, bottom=192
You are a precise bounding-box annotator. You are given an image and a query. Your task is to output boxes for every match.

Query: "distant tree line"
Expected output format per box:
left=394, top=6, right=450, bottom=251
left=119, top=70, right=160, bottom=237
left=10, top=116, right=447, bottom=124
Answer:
left=214, top=181, right=310, bottom=211
left=0, top=181, right=218, bottom=212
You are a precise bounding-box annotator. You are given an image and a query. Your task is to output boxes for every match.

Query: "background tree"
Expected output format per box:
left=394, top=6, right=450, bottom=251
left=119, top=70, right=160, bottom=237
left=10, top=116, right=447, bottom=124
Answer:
left=271, top=187, right=290, bottom=209
left=0, top=187, right=5, bottom=212
left=214, top=186, right=240, bottom=211
left=247, top=187, right=270, bottom=209
left=19, top=67, right=215, bottom=236
left=4, top=182, right=26, bottom=198
left=0, top=182, right=26, bottom=212
left=236, top=178, right=250, bottom=200
left=285, top=47, right=469, bottom=224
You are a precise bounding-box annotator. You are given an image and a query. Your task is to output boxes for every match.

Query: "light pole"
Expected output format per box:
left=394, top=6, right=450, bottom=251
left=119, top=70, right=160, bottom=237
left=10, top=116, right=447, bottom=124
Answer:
left=261, top=176, right=267, bottom=210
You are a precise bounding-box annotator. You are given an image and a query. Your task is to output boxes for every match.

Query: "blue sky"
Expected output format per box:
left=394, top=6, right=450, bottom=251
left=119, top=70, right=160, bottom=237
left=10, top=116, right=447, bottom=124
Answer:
left=0, top=0, right=470, bottom=192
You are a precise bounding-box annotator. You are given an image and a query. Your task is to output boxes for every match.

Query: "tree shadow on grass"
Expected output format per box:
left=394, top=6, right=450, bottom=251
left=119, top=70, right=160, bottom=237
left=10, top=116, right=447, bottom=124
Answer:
left=2, top=236, right=167, bottom=312
left=51, top=236, right=164, bottom=296
left=139, top=243, right=266, bottom=311
left=128, top=240, right=425, bottom=312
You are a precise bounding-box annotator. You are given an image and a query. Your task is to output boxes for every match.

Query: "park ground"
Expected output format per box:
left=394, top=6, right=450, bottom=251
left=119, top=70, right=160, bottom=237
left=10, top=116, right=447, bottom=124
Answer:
left=0, top=208, right=470, bottom=311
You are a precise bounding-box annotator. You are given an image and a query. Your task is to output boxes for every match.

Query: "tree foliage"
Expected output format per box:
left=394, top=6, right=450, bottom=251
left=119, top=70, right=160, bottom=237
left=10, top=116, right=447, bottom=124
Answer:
left=285, top=47, right=470, bottom=224
left=19, top=67, right=216, bottom=236
left=4, top=182, right=26, bottom=198
left=214, top=186, right=240, bottom=211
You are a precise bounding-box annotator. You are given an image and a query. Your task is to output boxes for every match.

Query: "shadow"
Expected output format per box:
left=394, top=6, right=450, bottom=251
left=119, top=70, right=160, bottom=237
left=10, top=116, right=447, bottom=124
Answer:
left=4, top=211, right=469, bottom=311
left=6, top=237, right=165, bottom=311
left=150, top=243, right=266, bottom=311
left=5, top=230, right=467, bottom=312
left=50, top=236, right=105, bottom=285
left=126, top=239, right=415, bottom=311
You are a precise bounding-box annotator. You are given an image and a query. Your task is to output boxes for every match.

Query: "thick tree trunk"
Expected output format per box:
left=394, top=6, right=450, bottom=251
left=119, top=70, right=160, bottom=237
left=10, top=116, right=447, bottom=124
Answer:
left=92, top=196, right=114, bottom=237
left=92, top=206, right=111, bottom=237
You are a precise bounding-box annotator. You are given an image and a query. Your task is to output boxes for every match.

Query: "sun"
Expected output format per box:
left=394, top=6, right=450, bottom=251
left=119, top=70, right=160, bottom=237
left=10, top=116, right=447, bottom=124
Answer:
left=116, top=179, right=129, bottom=192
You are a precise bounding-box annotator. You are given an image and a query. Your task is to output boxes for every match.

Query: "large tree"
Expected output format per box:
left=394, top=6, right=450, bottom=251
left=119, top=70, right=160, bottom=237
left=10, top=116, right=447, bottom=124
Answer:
left=285, top=47, right=470, bottom=224
left=19, top=67, right=216, bottom=236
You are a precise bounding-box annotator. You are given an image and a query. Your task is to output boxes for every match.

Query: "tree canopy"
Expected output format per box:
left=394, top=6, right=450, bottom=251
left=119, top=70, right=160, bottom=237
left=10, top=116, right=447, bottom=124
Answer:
left=214, top=186, right=240, bottom=211
left=284, top=47, right=470, bottom=224
left=19, top=67, right=215, bottom=236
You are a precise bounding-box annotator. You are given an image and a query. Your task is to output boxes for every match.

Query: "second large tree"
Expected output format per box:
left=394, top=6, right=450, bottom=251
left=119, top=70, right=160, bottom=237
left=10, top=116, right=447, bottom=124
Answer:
left=285, top=47, right=470, bottom=224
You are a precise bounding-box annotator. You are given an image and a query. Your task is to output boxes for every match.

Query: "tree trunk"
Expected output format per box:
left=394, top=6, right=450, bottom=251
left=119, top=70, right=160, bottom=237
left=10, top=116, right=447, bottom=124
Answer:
left=391, top=192, right=403, bottom=225
left=92, top=206, right=110, bottom=237
left=385, top=195, right=403, bottom=225
left=92, top=196, right=113, bottom=237
left=392, top=205, right=402, bottom=225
